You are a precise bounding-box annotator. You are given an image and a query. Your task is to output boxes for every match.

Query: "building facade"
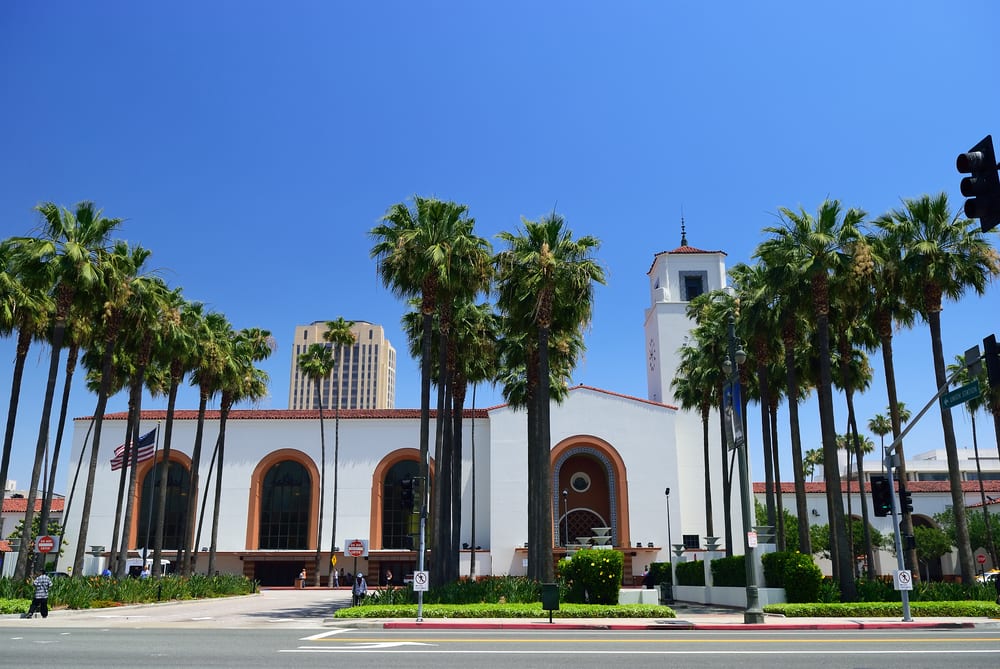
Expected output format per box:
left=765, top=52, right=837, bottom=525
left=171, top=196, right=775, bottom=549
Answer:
left=288, top=321, right=396, bottom=410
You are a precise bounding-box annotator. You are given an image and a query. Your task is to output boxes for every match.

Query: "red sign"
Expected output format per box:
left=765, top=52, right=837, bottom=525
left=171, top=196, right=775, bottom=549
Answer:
left=978, top=554, right=987, bottom=564
left=36, top=536, right=55, bottom=553
left=347, top=540, right=365, bottom=557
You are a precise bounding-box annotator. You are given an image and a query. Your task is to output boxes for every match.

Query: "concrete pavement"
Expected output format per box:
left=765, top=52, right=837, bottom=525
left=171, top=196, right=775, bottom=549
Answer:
left=3, top=587, right=999, bottom=631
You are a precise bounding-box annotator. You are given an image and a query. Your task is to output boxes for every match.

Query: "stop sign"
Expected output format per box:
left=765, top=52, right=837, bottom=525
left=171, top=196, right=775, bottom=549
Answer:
left=36, top=536, right=55, bottom=553
left=347, top=540, right=365, bottom=557
left=978, top=554, right=987, bottom=564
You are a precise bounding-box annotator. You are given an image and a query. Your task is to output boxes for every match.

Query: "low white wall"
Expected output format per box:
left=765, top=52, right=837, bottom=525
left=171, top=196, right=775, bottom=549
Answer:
left=674, top=585, right=786, bottom=607
left=618, top=588, right=660, bottom=604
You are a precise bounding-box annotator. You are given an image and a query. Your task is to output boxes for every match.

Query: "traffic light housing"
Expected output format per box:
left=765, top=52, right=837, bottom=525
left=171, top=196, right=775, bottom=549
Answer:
left=984, top=334, right=1000, bottom=389
left=871, top=475, right=893, bottom=517
left=957, top=135, right=1000, bottom=232
left=400, top=478, right=415, bottom=511
left=899, top=483, right=913, bottom=514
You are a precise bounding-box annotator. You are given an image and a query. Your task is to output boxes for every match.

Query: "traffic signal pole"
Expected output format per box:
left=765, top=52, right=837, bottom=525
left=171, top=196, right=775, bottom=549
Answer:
left=883, top=460, right=912, bottom=622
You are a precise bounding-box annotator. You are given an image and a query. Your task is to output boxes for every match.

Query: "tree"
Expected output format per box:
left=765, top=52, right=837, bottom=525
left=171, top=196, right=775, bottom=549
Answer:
left=888, top=192, right=1000, bottom=583
left=322, top=318, right=357, bottom=585
left=803, top=448, right=824, bottom=482
left=757, top=199, right=865, bottom=600
left=495, top=212, right=605, bottom=582
left=12, top=201, right=121, bottom=579
left=913, top=525, right=954, bottom=582
left=298, top=341, right=335, bottom=584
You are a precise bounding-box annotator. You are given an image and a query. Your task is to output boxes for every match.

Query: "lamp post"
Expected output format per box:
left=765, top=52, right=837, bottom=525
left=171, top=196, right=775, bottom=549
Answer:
left=664, top=487, right=675, bottom=604
left=723, top=300, right=765, bottom=624
left=562, top=489, right=569, bottom=548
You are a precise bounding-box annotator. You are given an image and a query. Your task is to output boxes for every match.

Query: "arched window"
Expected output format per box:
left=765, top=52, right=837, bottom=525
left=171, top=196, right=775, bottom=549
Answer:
left=136, top=460, right=191, bottom=551
left=381, top=460, right=419, bottom=549
left=259, top=460, right=311, bottom=549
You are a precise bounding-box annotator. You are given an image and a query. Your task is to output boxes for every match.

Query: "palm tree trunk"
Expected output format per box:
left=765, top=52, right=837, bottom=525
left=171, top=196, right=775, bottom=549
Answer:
left=431, top=335, right=449, bottom=586
left=208, top=400, right=230, bottom=576
left=72, top=334, right=117, bottom=575
left=769, top=401, right=786, bottom=551
left=469, top=384, right=477, bottom=579
left=183, top=392, right=209, bottom=576
left=118, top=363, right=150, bottom=576
left=846, top=400, right=876, bottom=578
left=152, top=376, right=181, bottom=577
left=532, top=325, right=554, bottom=581
left=784, top=327, right=811, bottom=553
left=109, top=400, right=138, bottom=576
left=927, top=309, right=976, bottom=583
left=314, top=381, right=326, bottom=587
left=451, top=379, right=467, bottom=583
left=718, top=388, right=733, bottom=556
left=15, top=321, right=65, bottom=580
left=0, top=328, right=31, bottom=518
left=701, top=406, right=714, bottom=537
left=757, top=359, right=776, bottom=532
left=418, top=310, right=433, bottom=574
left=328, top=398, right=341, bottom=585
left=194, top=434, right=219, bottom=573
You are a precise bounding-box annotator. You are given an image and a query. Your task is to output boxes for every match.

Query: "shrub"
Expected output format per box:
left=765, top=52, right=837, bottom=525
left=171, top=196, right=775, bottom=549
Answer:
left=559, top=548, right=623, bottom=604
left=762, top=550, right=796, bottom=588
left=710, top=555, right=746, bottom=587
left=649, top=561, right=671, bottom=585
left=675, top=559, right=705, bottom=586
left=781, top=553, right=822, bottom=603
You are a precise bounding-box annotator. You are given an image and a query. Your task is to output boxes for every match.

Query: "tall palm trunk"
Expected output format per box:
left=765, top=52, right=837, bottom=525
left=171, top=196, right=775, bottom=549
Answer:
left=450, top=378, right=467, bottom=582
left=769, top=401, right=786, bottom=550
left=328, top=394, right=342, bottom=584
left=529, top=324, right=554, bottom=581
left=208, top=395, right=232, bottom=575
left=117, top=348, right=151, bottom=576
left=313, top=379, right=326, bottom=586
left=417, top=306, right=434, bottom=575
left=700, top=404, right=714, bottom=537
left=432, top=327, right=451, bottom=586
left=152, top=372, right=181, bottom=577
left=0, top=327, right=32, bottom=517
left=109, top=400, right=138, bottom=576
left=783, top=322, right=811, bottom=553
left=877, top=314, right=917, bottom=571
left=926, top=306, right=975, bottom=583
left=37, top=344, right=79, bottom=572
left=183, top=391, right=210, bottom=576
left=15, top=315, right=67, bottom=580
left=717, top=384, right=733, bottom=555
left=755, top=352, right=776, bottom=532
left=72, top=329, right=119, bottom=575
left=845, top=396, right=876, bottom=578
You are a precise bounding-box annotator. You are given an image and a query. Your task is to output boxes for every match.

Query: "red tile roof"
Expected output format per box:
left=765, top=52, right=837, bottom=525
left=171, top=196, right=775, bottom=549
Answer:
left=0, top=540, right=12, bottom=552
left=754, top=480, right=1000, bottom=494
left=2, top=497, right=65, bottom=513
left=85, top=408, right=493, bottom=421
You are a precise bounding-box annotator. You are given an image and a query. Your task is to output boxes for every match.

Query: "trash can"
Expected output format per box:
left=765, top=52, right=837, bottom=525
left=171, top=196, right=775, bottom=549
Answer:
left=296, top=578, right=305, bottom=590
left=658, top=582, right=674, bottom=605
left=541, top=582, right=559, bottom=622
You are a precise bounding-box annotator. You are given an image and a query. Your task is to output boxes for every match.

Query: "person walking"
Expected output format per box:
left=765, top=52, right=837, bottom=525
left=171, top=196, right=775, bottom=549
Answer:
left=23, top=571, right=53, bottom=619
left=352, top=572, right=367, bottom=606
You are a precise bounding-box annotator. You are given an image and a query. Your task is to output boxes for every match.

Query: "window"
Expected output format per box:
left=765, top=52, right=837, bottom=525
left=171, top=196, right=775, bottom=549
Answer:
left=382, top=460, right=420, bottom=549
left=682, top=534, right=700, bottom=549
left=137, top=461, right=190, bottom=550
left=258, top=460, right=311, bottom=549
left=680, top=272, right=706, bottom=301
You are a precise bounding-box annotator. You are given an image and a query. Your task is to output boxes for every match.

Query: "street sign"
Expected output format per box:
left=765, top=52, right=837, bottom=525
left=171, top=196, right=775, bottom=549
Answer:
left=412, top=570, right=429, bottom=592
left=941, top=380, right=980, bottom=409
left=346, top=539, right=367, bottom=558
left=35, top=535, right=57, bottom=554
left=330, top=554, right=337, bottom=567
left=978, top=554, right=987, bottom=565
left=893, top=569, right=913, bottom=591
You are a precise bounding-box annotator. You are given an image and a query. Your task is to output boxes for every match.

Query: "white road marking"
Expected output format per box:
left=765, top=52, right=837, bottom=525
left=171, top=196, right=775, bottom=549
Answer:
left=300, top=629, right=350, bottom=641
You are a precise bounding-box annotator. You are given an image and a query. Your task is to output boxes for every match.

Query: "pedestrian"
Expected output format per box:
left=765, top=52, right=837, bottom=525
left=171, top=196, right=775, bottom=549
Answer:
left=352, top=572, right=367, bottom=606
left=339, top=568, right=346, bottom=586
left=642, top=565, right=654, bottom=589
left=101, top=566, right=112, bottom=577
left=385, top=569, right=393, bottom=586
left=23, top=571, right=52, bottom=619
left=333, top=569, right=340, bottom=587
left=140, top=565, right=151, bottom=579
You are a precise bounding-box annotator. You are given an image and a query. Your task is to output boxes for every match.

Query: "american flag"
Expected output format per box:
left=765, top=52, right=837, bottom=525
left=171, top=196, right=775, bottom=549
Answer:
left=110, top=428, right=157, bottom=471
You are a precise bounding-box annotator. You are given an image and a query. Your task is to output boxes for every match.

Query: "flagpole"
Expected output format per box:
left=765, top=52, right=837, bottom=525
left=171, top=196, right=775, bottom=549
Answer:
left=142, top=424, right=160, bottom=566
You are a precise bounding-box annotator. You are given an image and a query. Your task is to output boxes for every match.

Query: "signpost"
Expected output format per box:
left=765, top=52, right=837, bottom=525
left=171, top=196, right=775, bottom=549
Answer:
left=34, top=535, right=57, bottom=554
left=412, top=570, right=429, bottom=592
left=345, top=538, right=368, bottom=584
left=941, top=380, right=980, bottom=409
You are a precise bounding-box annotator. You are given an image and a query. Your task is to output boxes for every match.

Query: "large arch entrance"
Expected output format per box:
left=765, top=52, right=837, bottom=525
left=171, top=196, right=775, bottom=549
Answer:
left=551, top=436, right=631, bottom=549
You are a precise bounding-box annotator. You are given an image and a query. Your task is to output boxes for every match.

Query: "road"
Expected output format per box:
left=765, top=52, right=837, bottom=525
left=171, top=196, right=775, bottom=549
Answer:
left=2, top=590, right=999, bottom=668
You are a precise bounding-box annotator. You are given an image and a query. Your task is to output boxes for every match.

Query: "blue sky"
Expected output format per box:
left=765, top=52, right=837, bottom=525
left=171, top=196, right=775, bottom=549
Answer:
left=2, top=1, right=999, bottom=495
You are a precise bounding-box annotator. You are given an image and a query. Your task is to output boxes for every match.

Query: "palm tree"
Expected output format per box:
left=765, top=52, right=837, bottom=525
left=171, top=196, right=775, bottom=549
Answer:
left=298, top=341, right=335, bottom=585
left=757, top=200, right=864, bottom=599
left=207, top=326, right=272, bottom=575
left=150, top=293, right=200, bottom=577
left=495, top=213, right=604, bottom=582
left=0, top=238, right=52, bottom=521
left=947, top=354, right=998, bottom=567
left=13, top=201, right=121, bottom=579
left=867, top=414, right=892, bottom=451
left=888, top=192, right=1000, bottom=583
left=322, top=317, right=357, bottom=585
left=803, top=448, right=824, bottom=482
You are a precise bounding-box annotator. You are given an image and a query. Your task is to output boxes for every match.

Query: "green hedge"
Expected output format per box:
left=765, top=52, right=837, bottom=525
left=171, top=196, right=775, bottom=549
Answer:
left=334, top=602, right=677, bottom=619
left=710, top=555, right=746, bottom=587
left=649, top=561, right=672, bottom=585
left=675, top=559, right=705, bottom=586
left=764, top=600, right=1000, bottom=617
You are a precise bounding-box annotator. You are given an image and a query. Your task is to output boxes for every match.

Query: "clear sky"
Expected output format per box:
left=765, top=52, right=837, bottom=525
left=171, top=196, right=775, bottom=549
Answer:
left=2, top=1, right=999, bottom=496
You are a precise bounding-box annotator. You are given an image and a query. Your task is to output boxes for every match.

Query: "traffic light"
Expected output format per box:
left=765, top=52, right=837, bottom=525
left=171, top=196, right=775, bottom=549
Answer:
left=871, top=475, right=892, bottom=517
left=984, top=334, right=1000, bottom=389
left=899, top=483, right=913, bottom=514
left=400, top=478, right=415, bottom=511
left=957, top=135, right=1000, bottom=232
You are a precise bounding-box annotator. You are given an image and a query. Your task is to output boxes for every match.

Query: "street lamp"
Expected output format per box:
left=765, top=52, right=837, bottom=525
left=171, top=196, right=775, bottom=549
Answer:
left=723, top=300, right=765, bottom=624
left=664, top=487, right=674, bottom=604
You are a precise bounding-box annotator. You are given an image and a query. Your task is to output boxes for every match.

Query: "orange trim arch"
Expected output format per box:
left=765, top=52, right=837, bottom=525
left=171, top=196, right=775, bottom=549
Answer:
left=128, top=450, right=193, bottom=550
left=368, top=448, right=434, bottom=549
left=245, top=449, right=320, bottom=550
left=551, top=435, right=631, bottom=548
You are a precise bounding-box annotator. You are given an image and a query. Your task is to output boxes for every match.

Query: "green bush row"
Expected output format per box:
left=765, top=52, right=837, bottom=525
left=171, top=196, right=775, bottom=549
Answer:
left=675, top=559, right=705, bottom=586
left=710, top=555, right=746, bottom=587
left=764, top=600, right=1000, bottom=617
left=0, top=573, right=257, bottom=610
left=335, top=602, right=676, bottom=619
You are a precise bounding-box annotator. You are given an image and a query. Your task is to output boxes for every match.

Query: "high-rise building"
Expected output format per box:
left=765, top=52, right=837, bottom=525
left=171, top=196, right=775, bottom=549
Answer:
left=288, top=321, right=396, bottom=410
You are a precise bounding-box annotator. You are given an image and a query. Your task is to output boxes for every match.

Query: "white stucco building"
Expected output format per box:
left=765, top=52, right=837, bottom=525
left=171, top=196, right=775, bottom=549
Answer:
left=57, top=240, right=748, bottom=586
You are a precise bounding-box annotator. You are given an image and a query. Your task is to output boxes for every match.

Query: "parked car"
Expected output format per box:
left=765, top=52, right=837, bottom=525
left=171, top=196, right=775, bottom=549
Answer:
left=46, top=571, right=70, bottom=579
left=976, top=570, right=999, bottom=584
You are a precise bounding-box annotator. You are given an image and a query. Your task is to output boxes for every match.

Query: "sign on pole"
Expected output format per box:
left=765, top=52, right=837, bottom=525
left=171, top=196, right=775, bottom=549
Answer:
left=34, top=535, right=58, bottom=554
left=893, top=569, right=913, bottom=591
left=940, top=381, right=980, bottom=409
left=412, top=570, right=429, bottom=592
left=346, top=539, right=368, bottom=558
